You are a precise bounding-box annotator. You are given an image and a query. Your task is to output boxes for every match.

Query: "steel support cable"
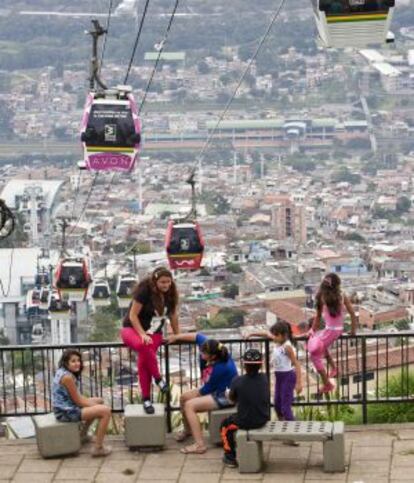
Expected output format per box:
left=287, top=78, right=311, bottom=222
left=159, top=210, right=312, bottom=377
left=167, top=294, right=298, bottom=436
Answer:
left=0, top=248, right=14, bottom=297
left=124, top=0, right=152, bottom=85
left=100, top=0, right=114, bottom=72
left=194, top=0, right=287, bottom=167
left=67, top=172, right=100, bottom=237
left=138, top=0, right=180, bottom=114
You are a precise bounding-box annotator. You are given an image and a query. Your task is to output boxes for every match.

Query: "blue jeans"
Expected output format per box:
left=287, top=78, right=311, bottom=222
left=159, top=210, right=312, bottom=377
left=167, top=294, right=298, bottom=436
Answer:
left=54, top=407, right=82, bottom=423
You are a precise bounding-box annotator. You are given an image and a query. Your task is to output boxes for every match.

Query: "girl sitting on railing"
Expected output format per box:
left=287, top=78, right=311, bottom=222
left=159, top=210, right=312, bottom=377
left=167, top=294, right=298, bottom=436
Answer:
left=52, top=349, right=112, bottom=457
left=307, top=273, right=357, bottom=394
left=167, top=332, right=238, bottom=454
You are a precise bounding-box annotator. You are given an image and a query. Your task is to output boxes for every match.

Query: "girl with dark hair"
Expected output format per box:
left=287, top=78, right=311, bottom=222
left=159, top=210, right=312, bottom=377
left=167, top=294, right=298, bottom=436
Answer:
left=167, top=332, right=238, bottom=454
left=308, top=273, right=357, bottom=393
left=120, top=267, right=180, bottom=414
left=52, top=349, right=112, bottom=457
left=247, top=321, right=302, bottom=429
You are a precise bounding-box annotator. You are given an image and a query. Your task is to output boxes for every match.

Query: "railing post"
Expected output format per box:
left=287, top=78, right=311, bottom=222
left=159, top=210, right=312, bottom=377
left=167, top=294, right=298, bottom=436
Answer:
left=164, top=343, right=172, bottom=433
left=361, top=336, right=368, bottom=424
left=264, top=339, right=271, bottom=382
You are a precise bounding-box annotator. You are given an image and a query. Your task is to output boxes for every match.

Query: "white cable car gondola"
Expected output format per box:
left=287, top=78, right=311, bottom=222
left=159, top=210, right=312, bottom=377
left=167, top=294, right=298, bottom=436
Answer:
left=312, top=0, right=395, bottom=48
left=48, top=291, right=71, bottom=321
left=116, top=274, right=136, bottom=309
left=31, top=323, right=44, bottom=344
left=91, top=279, right=111, bottom=307
left=54, top=257, right=92, bottom=302
left=39, top=287, right=51, bottom=310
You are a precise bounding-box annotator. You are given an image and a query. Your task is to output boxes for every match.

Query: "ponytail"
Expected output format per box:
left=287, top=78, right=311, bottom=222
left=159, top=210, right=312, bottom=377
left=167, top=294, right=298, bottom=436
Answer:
left=200, top=339, right=229, bottom=363
left=270, top=321, right=295, bottom=346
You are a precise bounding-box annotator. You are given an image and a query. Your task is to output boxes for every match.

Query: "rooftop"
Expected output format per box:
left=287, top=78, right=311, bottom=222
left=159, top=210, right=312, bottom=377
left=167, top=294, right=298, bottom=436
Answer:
left=1, top=423, right=413, bottom=482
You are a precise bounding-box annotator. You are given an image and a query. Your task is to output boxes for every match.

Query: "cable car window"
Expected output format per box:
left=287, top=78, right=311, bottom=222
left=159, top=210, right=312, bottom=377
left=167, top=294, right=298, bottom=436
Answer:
left=168, top=227, right=203, bottom=255
left=87, top=104, right=136, bottom=148
left=59, top=267, right=86, bottom=288
left=319, top=0, right=394, bottom=14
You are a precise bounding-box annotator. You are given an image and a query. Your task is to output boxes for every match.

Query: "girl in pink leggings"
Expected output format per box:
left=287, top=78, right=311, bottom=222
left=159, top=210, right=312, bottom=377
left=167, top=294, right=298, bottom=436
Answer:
left=307, top=273, right=357, bottom=394
left=120, top=267, right=180, bottom=414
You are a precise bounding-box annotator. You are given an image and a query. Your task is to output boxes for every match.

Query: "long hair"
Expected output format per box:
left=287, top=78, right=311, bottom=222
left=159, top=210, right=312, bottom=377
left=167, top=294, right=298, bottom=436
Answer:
left=200, top=339, right=229, bottom=363
left=270, top=321, right=294, bottom=345
left=132, top=267, right=178, bottom=315
left=58, top=349, right=83, bottom=379
left=315, top=273, right=342, bottom=317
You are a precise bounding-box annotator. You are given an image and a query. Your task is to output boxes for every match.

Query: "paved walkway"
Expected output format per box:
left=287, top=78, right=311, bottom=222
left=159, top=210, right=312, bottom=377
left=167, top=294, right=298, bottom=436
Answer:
left=1, top=424, right=414, bottom=482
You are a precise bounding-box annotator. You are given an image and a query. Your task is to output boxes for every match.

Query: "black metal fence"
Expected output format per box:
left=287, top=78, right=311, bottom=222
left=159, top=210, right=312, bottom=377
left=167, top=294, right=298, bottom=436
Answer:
left=1, top=332, right=413, bottom=430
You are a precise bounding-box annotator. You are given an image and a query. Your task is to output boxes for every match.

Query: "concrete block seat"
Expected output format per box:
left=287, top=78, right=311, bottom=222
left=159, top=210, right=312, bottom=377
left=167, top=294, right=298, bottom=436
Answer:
left=208, top=407, right=237, bottom=445
left=32, top=413, right=81, bottom=458
left=237, top=420, right=345, bottom=474
left=124, top=404, right=166, bottom=448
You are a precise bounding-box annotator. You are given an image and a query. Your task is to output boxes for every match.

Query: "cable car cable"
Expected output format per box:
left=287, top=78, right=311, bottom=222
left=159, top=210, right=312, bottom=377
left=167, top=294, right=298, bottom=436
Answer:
left=124, top=0, right=152, bottom=85
left=67, top=172, right=100, bottom=237
left=194, top=0, right=287, bottom=165
left=138, top=0, right=180, bottom=114
left=100, top=0, right=114, bottom=73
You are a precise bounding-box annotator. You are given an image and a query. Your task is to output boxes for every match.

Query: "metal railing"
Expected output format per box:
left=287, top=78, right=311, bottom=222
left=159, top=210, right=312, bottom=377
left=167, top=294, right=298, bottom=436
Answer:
left=0, top=332, right=413, bottom=430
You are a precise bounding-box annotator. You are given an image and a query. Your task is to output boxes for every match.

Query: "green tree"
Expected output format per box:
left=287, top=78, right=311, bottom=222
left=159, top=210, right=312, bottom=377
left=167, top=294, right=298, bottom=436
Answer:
left=394, top=319, right=410, bottom=331
left=226, top=262, right=243, bottom=274
left=89, top=304, right=120, bottom=343
left=197, top=60, right=210, bottom=74
left=222, top=283, right=239, bottom=299
left=0, top=329, right=9, bottom=346
left=396, top=196, right=411, bottom=214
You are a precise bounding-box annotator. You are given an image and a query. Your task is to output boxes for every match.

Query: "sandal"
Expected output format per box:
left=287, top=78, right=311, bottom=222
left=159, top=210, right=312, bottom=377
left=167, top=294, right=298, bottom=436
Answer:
left=175, top=430, right=191, bottom=442
left=180, top=443, right=207, bottom=455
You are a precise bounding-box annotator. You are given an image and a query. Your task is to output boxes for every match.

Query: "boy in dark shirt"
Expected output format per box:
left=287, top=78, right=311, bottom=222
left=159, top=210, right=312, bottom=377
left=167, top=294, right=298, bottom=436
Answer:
left=220, top=348, right=270, bottom=467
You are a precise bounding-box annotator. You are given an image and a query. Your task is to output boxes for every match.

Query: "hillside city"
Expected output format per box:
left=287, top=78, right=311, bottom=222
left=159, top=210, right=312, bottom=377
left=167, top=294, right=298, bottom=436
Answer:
left=0, top=0, right=414, bottom=431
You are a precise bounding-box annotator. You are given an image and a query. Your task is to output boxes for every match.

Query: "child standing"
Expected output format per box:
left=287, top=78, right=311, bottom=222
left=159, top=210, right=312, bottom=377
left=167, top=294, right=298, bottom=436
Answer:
left=308, top=273, right=357, bottom=393
left=220, top=349, right=270, bottom=467
left=248, top=321, right=302, bottom=425
left=53, top=349, right=112, bottom=457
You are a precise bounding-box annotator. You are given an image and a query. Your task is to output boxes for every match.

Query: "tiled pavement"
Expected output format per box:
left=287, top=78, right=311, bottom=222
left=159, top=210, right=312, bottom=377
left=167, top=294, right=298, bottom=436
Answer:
left=1, top=424, right=414, bottom=482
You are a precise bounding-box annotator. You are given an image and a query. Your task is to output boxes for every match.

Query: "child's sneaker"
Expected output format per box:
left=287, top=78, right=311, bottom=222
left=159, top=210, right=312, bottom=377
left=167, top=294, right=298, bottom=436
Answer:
left=91, top=445, right=112, bottom=457
left=156, top=379, right=169, bottom=395
left=223, top=454, right=238, bottom=468
left=143, top=400, right=155, bottom=414
left=283, top=440, right=300, bottom=446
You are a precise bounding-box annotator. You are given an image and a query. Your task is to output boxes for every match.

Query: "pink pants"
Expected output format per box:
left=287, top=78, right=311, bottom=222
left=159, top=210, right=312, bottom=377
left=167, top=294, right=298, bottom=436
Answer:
left=120, top=327, right=163, bottom=400
left=307, top=329, right=341, bottom=372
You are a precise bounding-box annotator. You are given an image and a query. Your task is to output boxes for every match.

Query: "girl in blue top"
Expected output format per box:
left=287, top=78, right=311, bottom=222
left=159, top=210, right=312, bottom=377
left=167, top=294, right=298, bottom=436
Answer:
left=167, top=332, right=238, bottom=454
left=52, top=349, right=112, bottom=457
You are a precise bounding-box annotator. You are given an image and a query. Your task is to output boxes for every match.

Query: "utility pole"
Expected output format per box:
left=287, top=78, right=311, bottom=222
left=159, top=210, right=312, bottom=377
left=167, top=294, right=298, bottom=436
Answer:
left=233, top=151, right=237, bottom=185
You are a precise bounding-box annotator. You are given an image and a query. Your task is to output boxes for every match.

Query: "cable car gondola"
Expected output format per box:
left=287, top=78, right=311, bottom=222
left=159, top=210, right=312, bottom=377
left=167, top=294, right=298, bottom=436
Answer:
left=81, top=88, right=141, bottom=172
left=116, top=274, right=136, bottom=308
left=31, top=323, right=44, bottom=344
left=48, top=290, right=71, bottom=320
left=165, top=173, right=205, bottom=270
left=80, top=20, right=141, bottom=173
left=312, top=0, right=395, bottom=48
left=54, top=257, right=92, bottom=302
left=166, top=221, right=205, bottom=270
left=91, top=279, right=111, bottom=307
left=0, top=199, right=15, bottom=240
left=39, top=287, right=50, bottom=310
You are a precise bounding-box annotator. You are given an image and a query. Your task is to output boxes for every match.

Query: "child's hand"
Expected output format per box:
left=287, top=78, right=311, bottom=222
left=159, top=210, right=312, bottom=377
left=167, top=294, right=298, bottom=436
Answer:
left=167, top=334, right=177, bottom=344
left=244, top=333, right=252, bottom=340
left=142, top=334, right=153, bottom=345
left=295, top=383, right=303, bottom=395
left=91, top=397, right=104, bottom=405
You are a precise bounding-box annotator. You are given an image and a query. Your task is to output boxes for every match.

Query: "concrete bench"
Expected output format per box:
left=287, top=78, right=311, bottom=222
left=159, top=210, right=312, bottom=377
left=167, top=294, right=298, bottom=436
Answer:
left=32, top=413, right=81, bottom=458
left=124, top=404, right=166, bottom=448
left=237, top=420, right=345, bottom=473
left=208, top=407, right=237, bottom=445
